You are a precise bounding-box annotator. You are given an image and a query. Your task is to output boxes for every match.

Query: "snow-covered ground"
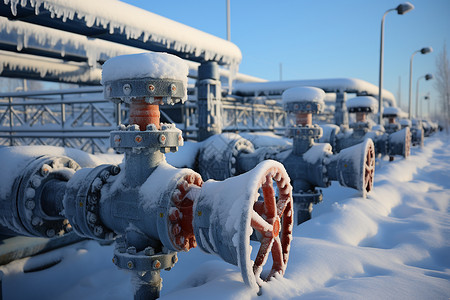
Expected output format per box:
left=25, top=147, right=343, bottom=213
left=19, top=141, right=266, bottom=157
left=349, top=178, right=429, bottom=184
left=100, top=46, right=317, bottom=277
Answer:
left=1, top=133, right=449, bottom=300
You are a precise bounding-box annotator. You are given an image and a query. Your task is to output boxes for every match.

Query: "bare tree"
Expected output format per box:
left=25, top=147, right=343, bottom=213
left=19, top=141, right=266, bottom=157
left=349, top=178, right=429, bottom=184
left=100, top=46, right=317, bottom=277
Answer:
left=434, top=43, right=450, bottom=133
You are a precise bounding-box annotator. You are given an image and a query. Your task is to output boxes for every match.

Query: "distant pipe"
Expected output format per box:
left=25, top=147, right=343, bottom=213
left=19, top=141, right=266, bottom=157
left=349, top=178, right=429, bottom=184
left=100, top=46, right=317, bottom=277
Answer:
left=226, top=0, right=231, bottom=41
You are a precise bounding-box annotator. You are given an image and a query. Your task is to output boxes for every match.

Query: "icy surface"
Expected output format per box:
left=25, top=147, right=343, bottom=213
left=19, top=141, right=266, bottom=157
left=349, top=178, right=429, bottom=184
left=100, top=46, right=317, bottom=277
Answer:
left=239, top=132, right=292, bottom=148
left=0, top=146, right=121, bottom=200
left=282, top=86, right=325, bottom=106
left=400, top=119, right=412, bottom=127
left=303, top=143, right=332, bottom=164
left=1, top=134, right=449, bottom=299
left=318, top=124, right=340, bottom=143
left=140, top=161, right=195, bottom=212
left=347, top=96, right=378, bottom=111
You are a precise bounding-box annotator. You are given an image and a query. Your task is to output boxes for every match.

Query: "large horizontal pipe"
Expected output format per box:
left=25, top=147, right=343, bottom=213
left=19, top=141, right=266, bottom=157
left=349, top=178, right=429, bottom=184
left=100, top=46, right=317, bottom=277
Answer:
left=234, top=78, right=397, bottom=107
left=0, top=0, right=242, bottom=66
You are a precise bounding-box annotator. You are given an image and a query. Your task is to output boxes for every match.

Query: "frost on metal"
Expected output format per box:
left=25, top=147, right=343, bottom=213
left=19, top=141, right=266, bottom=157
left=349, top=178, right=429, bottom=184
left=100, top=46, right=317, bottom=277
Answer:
left=383, top=106, right=404, bottom=116
left=4, top=0, right=242, bottom=65
left=282, top=86, right=326, bottom=106
left=234, top=78, right=397, bottom=107
left=303, top=143, right=333, bottom=164
left=347, top=96, right=379, bottom=111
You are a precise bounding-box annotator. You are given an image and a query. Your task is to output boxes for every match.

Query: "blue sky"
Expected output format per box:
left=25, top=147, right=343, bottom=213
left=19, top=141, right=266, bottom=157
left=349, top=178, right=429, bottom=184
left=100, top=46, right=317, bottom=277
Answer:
left=122, top=0, right=449, bottom=115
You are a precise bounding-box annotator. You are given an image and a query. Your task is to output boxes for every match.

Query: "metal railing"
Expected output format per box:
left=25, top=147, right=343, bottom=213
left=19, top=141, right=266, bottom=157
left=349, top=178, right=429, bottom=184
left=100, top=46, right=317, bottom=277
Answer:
left=1, top=87, right=287, bottom=153
left=0, top=87, right=121, bottom=153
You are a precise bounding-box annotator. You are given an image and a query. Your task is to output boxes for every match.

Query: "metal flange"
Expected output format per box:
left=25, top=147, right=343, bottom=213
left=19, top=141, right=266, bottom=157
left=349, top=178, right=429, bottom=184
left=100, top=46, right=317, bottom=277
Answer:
left=286, top=125, right=323, bottom=140
left=292, top=189, right=323, bottom=205
left=284, top=101, right=323, bottom=114
left=349, top=122, right=371, bottom=131
left=14, top=155, right=80, bottom=238
left=103, top=77, right=185, bottom=104
left=64, top=164, right=120, bottom=241
left=113, top=247, right=178, bottom=272
left=385, top=123, right=401, bottom=134
left=348, top=106, right=374, bottom=113
left=110, top=124, right=183, bottom=152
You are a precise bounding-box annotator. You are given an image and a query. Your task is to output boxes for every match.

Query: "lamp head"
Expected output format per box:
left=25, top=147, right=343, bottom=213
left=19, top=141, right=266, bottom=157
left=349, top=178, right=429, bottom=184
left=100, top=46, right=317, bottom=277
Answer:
left=396, top=2, right=414, bottom=15
left=425, top=74, right=434, bottom=81
left=420, top=47, right=433, bottom=54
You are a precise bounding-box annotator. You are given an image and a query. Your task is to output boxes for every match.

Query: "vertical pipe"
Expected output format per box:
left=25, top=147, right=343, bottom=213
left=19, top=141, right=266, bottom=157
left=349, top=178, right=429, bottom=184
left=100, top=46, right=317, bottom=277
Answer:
left=61, top=94, right=66, bottom=147
left=378, top=12, right=387, bottom=125
left=226, top=0, right=231, bottom=41
left=8, top=97, right=13, bottom=146
left=279, top=63, right=283, bottom=81
left=408, top=51, right=418, bottom=119
left=415, top=77, right=420, bottom=119
left=129, top=99, right=160, bottom=130
left=116, top=102, right=121, bottom=126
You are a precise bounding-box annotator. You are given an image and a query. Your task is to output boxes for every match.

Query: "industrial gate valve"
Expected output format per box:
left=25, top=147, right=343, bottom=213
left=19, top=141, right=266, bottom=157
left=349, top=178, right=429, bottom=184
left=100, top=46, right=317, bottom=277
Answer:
left=382, top=107, right=411, bottom=161
left=197, top=87, right=375, bottom=225
left=322, top=96, right=411, bottom=161
left=276, top=87, right=375, bottom=224
left=0, top=53, right=295, bottom=299
left=329, top=96, right=380, bottom=151
left=409, top=119, right=425, bottom=146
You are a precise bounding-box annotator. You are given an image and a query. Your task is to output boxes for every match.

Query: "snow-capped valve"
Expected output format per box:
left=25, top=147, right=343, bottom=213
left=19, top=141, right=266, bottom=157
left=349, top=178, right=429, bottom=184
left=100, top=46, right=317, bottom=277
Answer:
left=0, top=147, right=80, bottom=237
left=196, top=88, right=376, bottom=225
left=326, top=96, right=411, bottom=162
left=194, top=160, right=293, bottom=288
left=382, top=107, right=411, bottom=161
left=406, top=119, right=424, bottom=147
left=281, top=87, right=375, bottom=223
left=0, top=53, right=295, bottom=300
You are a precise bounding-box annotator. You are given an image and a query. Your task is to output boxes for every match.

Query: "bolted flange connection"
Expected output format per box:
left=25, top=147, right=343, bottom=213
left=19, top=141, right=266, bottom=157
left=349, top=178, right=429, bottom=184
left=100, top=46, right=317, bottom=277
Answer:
left=104, top=78, right=185, bottom=105
left=284, top=100, right=323, bottom=115
left=286, top=124, right=323, bottom=140
left=64, top=164, right=120, bottom=241
left=112, top=246, right=178, bottom=272
left=197, top=133, right=255, bottom=180
left=111, top=123, right=183, bottom=154
left=11, top=155, right=80, bottom=238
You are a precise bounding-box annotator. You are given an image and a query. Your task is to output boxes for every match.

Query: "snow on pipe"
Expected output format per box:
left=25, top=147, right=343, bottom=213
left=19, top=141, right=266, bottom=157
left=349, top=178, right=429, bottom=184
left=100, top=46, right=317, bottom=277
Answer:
left=329, top=97, right=411, bottom=161
left=0, top=148, right=80, bottom=238
left=196, top=87, right=376, bottom=225
left=382, top=108, right=411, bottom=160
left=0, top=17, right=265, bottom=85
left=280, top=88, right=375, bottom=196
left=0, top=52, right=294, bottom=298
left=3, top=0, right=242, bottom=66
left=233, top=78, right=397, bottom=108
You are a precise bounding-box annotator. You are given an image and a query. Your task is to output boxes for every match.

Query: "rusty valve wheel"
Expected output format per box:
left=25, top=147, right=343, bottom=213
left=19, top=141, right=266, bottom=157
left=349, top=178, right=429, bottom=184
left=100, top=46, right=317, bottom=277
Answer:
left=363, top=140, right=376, bottom=195
left=169, top=173, right=203, bottom=251
left=193, top=160, right=294, bottom=289
left=251, top=166, right=294, bottom=281
left=405, top=128, right=411, bottom=158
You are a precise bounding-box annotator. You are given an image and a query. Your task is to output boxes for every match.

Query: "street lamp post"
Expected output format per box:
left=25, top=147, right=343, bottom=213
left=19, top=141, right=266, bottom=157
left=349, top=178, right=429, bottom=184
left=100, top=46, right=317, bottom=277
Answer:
left=378, top=2, right=414, bottom=125
left=424, top=94, right=431, bottom=118
left=408, top=47, right=433, bottom=119
left=415, top=73, right=433, bottom=119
